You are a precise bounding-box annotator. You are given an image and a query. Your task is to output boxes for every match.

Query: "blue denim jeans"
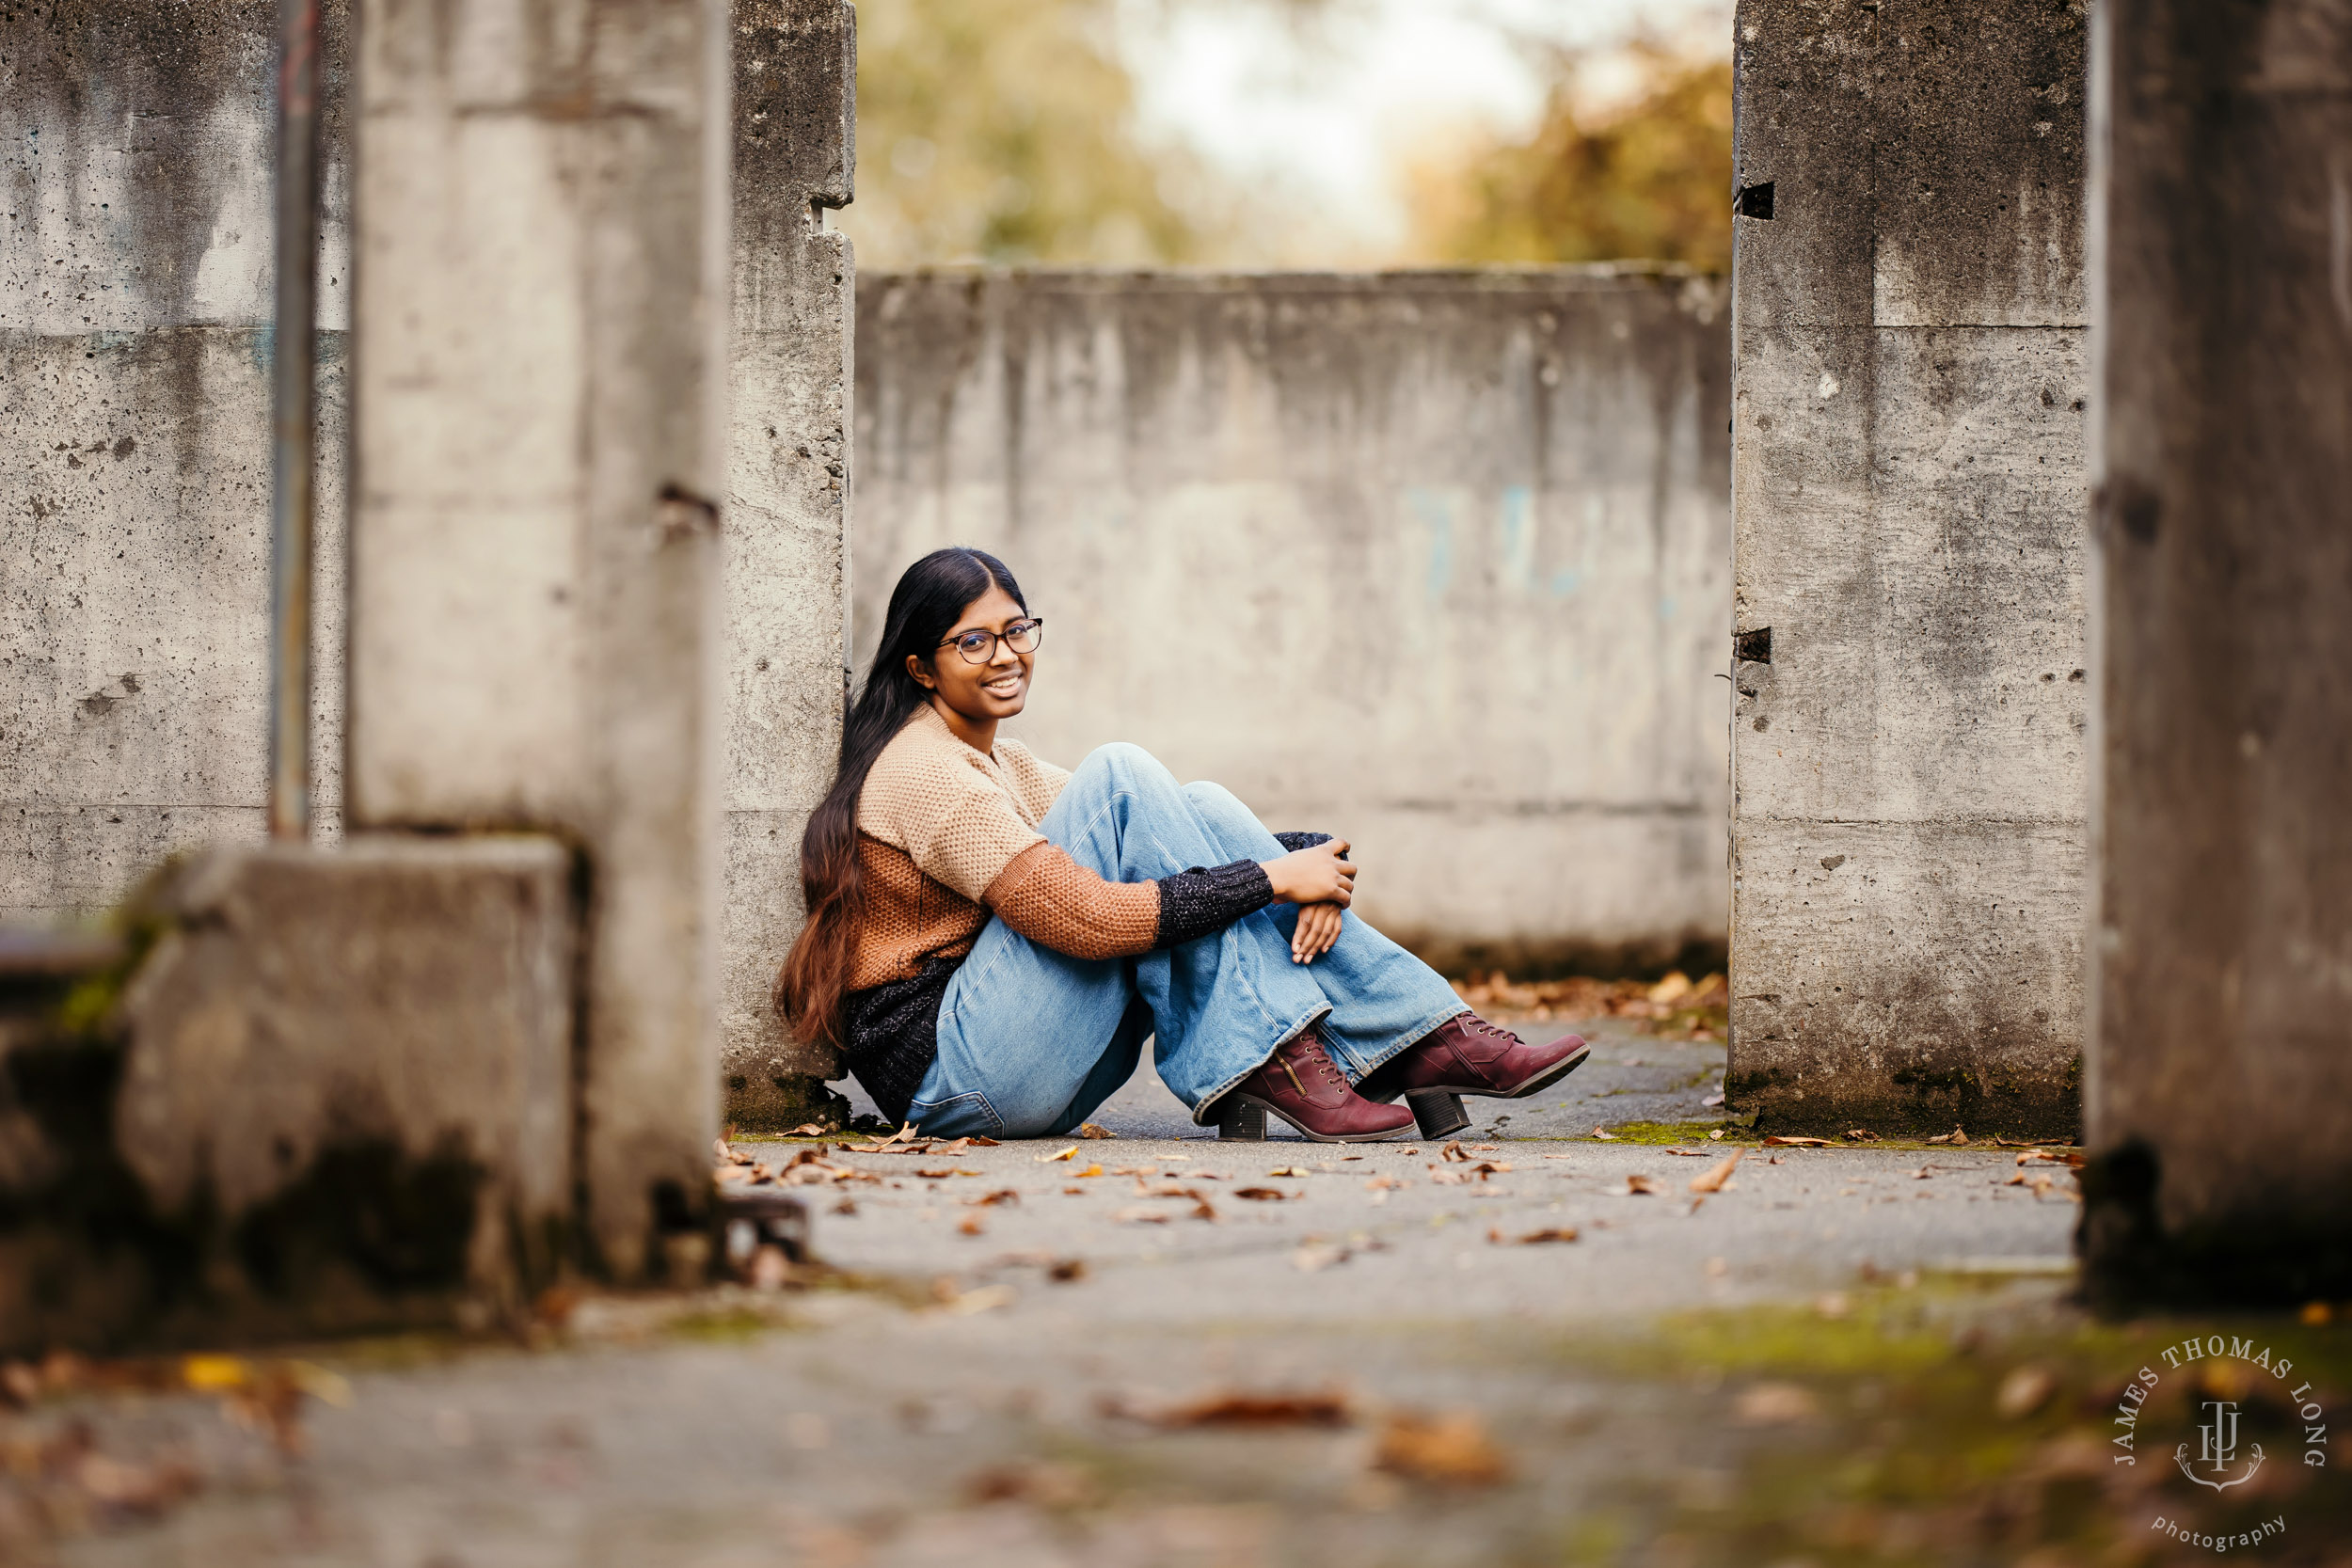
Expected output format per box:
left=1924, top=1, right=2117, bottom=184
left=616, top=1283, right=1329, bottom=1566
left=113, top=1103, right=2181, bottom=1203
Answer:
left=905, top=743, right=1468, bottom=1138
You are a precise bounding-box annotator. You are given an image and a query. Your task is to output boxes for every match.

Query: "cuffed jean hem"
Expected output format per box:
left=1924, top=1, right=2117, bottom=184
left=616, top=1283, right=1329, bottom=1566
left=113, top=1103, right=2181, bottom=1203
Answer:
left=1184, top=1001, right=1333, bottom=1127
left=1330, top=999, right=1475, bottom=1083
left=1182, top=996, right=1471, bottom=1125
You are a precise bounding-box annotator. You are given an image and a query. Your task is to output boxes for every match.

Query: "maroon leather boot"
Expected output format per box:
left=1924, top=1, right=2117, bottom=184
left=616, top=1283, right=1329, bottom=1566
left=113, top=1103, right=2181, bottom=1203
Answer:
left=1210, top=1028, right=1416, bottom=1143
left=1356, top=1014, right=1591, bottom=1138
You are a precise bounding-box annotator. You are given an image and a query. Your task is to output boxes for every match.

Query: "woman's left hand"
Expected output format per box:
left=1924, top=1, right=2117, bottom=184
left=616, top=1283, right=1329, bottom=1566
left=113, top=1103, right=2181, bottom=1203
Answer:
left=1291, top=901, right=1343, bottom=964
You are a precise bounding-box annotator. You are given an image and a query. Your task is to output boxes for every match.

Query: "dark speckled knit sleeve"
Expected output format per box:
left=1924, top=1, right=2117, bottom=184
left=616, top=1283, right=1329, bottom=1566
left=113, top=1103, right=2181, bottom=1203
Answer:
left=1151, top=860, right=1274, bottom=949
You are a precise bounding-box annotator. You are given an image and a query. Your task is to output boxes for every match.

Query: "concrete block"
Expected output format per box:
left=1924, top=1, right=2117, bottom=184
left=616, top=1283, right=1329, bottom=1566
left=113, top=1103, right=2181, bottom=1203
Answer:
left=0, top=837, right=573, bottom=1354
left=1729, top=817, right=2084, bottom=1133
left=855, top=268, right=1733, bottom=977
left=2083, top=0, right=2352, bottom=1303
left=348, top=0, right=733, bottom=1277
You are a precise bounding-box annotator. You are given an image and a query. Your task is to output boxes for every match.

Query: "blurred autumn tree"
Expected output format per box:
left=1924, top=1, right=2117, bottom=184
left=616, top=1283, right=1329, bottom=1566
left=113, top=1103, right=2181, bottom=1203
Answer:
left=1409, top=42, right=1733, bottom=272
left=838, top=0, right=1222, bottom=265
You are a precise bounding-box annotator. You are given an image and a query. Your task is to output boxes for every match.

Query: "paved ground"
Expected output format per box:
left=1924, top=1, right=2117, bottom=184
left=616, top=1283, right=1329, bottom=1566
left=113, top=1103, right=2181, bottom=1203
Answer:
left=11, top=1015, right=2344, bottom=1567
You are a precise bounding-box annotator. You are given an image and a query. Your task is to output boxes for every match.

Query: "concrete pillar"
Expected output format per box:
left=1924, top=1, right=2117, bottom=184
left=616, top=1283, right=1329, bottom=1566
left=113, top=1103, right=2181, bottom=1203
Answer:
left=1728, top=0, right=2090, bottom=1136
left=348, top=0, right=733, bottom=1277
left=2080, top=0, right=2352, bottom=1303
left=723, top=0, right=855, bottom=1124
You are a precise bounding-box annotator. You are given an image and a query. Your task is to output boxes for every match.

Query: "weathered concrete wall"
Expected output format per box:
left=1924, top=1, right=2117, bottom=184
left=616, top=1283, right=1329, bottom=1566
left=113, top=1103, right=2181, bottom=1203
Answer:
left=2080, top=0, right=2352, bottom=1303
left=0, top=3, right=858, bottom=1132
left=855, top=267, right=1732, bottom=976
left=346, top=0, right=735, bottom=1277
left=1727, top=0, right=2090, bottom=1135
left=0, top=0, right=352, bottom=919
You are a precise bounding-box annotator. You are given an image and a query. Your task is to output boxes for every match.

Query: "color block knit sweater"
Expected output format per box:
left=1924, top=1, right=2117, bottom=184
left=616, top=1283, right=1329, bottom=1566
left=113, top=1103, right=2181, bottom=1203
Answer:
left=838, top=705, right=1293, bottom=1123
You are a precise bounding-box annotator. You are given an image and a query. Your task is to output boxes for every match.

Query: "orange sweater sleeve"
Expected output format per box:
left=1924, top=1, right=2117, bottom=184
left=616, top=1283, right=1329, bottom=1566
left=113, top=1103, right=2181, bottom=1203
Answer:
left=981, top=843, right=1161, bottom=959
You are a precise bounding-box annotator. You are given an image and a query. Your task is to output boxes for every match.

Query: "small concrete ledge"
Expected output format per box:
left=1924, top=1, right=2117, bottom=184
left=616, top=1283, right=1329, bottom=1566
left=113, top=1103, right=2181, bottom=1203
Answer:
left=0, top=837, right=575, bottom=1354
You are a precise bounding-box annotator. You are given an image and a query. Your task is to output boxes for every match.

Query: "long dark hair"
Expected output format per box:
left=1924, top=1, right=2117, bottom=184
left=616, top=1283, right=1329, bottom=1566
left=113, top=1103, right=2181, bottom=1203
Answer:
left=775, top=547, right=1028, bottom=1048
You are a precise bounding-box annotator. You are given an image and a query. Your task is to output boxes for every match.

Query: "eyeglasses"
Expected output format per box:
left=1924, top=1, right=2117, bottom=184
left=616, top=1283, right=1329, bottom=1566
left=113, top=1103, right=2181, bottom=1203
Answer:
left=938, top=617, right=1045, bottom=664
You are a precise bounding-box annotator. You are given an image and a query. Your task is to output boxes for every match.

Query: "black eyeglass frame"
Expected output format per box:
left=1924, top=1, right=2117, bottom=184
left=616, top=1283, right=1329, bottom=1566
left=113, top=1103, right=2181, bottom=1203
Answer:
left=936, top=617, right=1045, bottom=664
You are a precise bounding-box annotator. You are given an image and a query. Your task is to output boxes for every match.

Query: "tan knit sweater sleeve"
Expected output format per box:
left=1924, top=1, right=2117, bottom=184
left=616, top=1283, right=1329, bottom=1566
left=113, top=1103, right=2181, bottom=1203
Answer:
left=982, top=843, right=1160, bottom=959
left=857, top=707, right=1052, bottom=902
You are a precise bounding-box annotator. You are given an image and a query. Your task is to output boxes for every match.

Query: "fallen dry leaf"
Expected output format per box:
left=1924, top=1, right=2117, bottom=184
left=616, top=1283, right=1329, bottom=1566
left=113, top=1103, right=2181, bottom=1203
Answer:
left=961, top=1189, right=1021, bottom=1207
left=1074, top=1164, right=1104, bottom=1178
left=962, top=1460, right=1096, bottom=1508
left=1427, top=1166, right=1471, bottom=1186
left=1049, top=1259, right=1088, bottom=1282
left=1996, top=1364, right=2058, bottom=1419
left=1362, top=1175, right=1406, bottom=1190
left=1232, top=1186, right=1294, bottom=1201
left=1487, top=1227, right=1579, bottom=1245
left=1133, top=1388, right=1352, bottom=1428
left=1373, top=1410, right=1508, bottom=1486
left=786, top=1122, right=830, bottom=1137
left=1078, top=1123, right=1116, bottom=1139
left=1688, top=1149, right=1743, bottom=1195
left=1763, top=1135, right=1832, bottom=1148
left=1621, top=1174, right=1661, bottom=1196
left=942, top=1284, right=1016, bottom=1316
left=1708, top=1128, right=1726, bottom=1140
left=1734, top=1382, right=1820, bottom=1425
left=1111, top=1206, right=1171, bottom=1225
left=1591, top=1128, right=1620, bottom=1141
left=957, top=1216, right=985, bottom=1236
left=1468, top=1143, right=1499, bottom=1152
left=1439, top=1140, right=1470, bottom=1163
left=1062, top=1185, right=1085, bottom=1196
left=1266, top=1165, right=1312, bottom=1178
left=914, top=1169, right=961, bottom=1180
left=1927, top=1126, right=1969, bottom=1146
left=1662, top=1148, right=1709, bottom=1158
left=1843, top=1128, right=1880, bottom=1142
left=831, top=1197, right=857, bottom=1214
left=1036, top=1145, right=1080, bottom=1164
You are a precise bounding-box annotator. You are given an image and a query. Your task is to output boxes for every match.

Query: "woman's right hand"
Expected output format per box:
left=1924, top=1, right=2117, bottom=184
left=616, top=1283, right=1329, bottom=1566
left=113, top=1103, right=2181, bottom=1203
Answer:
left=1262, top=839, right=1357, bottom=908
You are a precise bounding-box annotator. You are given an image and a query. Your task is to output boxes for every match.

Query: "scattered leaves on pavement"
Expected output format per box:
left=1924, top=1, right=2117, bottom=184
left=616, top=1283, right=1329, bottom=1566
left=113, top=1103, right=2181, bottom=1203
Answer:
left=1232, top=1187, right=1293, bottom=1201
left=957, top=1216, right=985, bottom=1236
left=961, top=1189, right=1020, bottom=1207
left=1590, top=1128, right=1620, bottom=1141
left=1762, top=1135, right=1832, bottom=1148
left=1036, top=1145, right=1080, bottom=1164
left=1688, top=1150, right=1743, bottom=1194
left=1620, top=1174, right=1662, bottom=1196
left=1266, top=1165, right=1312, bottom=1178
left=1077, top=1123, right=1116, bottom=1139
left=962, top=1460, right=1097, bottom=1508
left=1926, top=1126, right=1970, bottom=1146
left=1843, top=1128, right=1880, bottom=1142
left=1439, top=1140, right=1470, bottom=1162
left=1112, top=1206, right=1171, bottom=1225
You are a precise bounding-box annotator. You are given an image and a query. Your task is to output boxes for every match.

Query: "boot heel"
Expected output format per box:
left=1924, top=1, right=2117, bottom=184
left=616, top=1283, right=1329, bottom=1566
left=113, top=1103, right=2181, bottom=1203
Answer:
left=1216, top=1098, right=1268, bottom=1141
left=1406, top=1088, right=1471, bottom=1140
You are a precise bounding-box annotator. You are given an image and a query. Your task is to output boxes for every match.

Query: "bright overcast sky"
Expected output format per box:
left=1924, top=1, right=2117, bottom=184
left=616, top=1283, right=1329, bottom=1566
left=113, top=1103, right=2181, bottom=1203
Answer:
left=1120, top=0, right=1730, bottom=257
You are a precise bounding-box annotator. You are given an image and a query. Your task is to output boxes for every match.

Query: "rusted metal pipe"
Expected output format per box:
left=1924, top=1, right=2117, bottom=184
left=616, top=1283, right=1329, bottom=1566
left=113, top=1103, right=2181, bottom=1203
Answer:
left=267, top=0, right=321, bottom=840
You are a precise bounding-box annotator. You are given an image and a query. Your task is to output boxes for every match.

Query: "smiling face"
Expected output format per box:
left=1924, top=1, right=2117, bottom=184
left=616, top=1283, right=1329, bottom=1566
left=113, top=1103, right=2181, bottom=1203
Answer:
left=906, top=583, right=1034, bottom=732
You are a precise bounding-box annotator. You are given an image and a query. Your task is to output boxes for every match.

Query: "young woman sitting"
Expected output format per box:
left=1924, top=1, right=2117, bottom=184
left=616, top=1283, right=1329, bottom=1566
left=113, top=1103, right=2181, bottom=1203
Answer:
left=774, top=547, right=1590, bottom=1142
